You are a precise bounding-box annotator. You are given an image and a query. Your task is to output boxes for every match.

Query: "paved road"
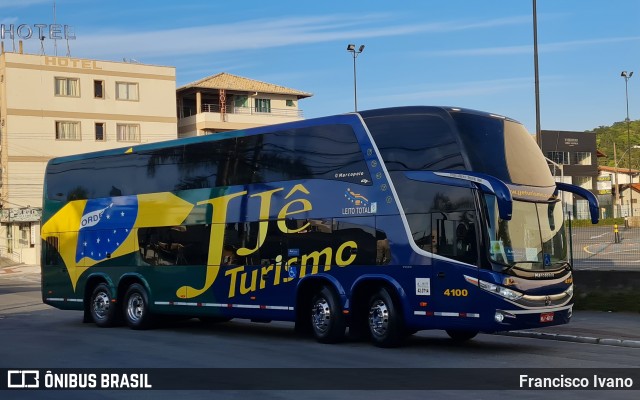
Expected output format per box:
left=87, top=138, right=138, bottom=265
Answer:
left=1, top=265, right=638, bottom=399
left=572, top=226, right=640, bottom=269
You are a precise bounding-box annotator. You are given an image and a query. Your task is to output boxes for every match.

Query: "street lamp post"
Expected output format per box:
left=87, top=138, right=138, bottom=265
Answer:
left=533, top=0, right=542, bottom=147
left=346, top=44, right=365, bottom=112
left=622, top=71, right=634, bottom=216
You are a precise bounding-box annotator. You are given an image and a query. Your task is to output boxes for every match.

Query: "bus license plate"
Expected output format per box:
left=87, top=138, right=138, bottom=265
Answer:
left=540, top=312, right=554, bottom=323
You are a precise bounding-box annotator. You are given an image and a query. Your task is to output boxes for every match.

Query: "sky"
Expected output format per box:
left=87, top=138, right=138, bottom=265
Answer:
left=1, top=0, right=639, bottom=133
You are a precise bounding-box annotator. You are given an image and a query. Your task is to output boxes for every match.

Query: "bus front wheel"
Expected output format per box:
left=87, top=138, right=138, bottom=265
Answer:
left=368, top=287, right=404, bottom=347
left=310, top=286, right=346, bottom=343
left=89, top=283, right=119, bottom=327
left=123, top=283, right=153, bottom=330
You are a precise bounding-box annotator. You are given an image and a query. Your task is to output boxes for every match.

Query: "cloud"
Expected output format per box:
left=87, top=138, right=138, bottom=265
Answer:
left=424, top=36, right=640, bottom=57
left=0, top=0, right=53, bottom=8
left=67, top=13, right=531, bottom=59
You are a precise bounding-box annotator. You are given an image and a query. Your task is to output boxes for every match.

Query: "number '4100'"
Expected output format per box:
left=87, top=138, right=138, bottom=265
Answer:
left=443, top=289, right=468, bottom=297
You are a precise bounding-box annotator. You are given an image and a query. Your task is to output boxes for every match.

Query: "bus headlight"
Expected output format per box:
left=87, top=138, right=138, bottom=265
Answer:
left=565, top=284, right=574, bottom=298
left=479, top=279, right=523, bottom=301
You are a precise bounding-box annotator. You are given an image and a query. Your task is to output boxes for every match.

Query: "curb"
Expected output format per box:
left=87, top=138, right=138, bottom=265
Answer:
left=498, top=331, right=640, bottom=348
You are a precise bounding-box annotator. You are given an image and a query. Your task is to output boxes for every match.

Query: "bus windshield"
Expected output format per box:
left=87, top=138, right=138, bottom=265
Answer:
left=485, top=194, right=568, bottom=271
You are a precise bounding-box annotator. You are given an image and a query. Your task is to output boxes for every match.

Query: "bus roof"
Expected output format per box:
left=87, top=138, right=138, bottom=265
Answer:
left=47, top=106, right=521, bottom=165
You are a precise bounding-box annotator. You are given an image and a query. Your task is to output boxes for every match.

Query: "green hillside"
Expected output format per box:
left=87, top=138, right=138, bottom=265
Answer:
left=595, top=120, right=640, bottom=168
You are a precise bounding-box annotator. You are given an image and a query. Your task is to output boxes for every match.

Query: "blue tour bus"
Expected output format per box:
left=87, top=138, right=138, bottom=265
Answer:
left=41, top=106, right=598, bottom=347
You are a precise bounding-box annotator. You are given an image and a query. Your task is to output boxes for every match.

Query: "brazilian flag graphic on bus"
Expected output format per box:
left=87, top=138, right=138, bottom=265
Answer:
left=76, top=197, right=138, bottom=263
left=42, top=192, right=195, bottom=291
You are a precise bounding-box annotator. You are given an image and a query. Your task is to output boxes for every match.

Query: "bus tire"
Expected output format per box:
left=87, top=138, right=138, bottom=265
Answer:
left=446, top=330, right=478, bottom=342
left=368, top=287, right=404, bottom=347
left=89, top=283, right=118, bottom=327
left=123, top=283, right=153, bottom=330
left=310, top=286, right=346, bottom=343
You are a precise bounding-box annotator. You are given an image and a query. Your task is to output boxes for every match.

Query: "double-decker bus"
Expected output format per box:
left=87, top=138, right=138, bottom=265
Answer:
left=41, top=106, right=598, bottom=347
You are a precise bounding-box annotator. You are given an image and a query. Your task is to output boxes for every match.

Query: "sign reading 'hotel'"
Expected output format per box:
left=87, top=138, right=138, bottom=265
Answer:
left=0, top=24, right=76, bottom=40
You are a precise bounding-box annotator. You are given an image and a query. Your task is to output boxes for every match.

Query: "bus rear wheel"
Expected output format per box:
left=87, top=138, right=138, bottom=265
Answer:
left=446, top=329, right=478, bottom=342
left=310, top=286, right=346, bottom=343
left=123, top=283, right=153, bottom=330
left=368, top=287, right=404, bottom=347
left=89, top=283, right=119, bottom=327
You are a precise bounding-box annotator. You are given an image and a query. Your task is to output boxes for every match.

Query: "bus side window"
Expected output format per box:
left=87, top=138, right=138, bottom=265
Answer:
left=332, top=217, right=376, bottom=265
left=432, top=212, right=478, bottom=265
left=138, top=225, right=211, bottom=266
left=224, top=222, right=262, bottom=266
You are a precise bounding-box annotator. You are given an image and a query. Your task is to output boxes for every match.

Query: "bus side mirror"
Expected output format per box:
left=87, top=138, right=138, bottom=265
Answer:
left=556, top=182, right=599, bottom=224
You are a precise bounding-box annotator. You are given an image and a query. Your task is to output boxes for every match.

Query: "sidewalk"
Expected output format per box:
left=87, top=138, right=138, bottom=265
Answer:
left=500, top=310, right=640, bottom=348
left=1, top=262, right=639, bottom=348
left=0, top=262, right=39, bottom=276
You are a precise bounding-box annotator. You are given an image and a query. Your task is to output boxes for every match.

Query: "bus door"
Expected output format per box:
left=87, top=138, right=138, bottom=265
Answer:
left=429, top=209, right=480, bottom=319
left=41, top=232, right=78, bottom=299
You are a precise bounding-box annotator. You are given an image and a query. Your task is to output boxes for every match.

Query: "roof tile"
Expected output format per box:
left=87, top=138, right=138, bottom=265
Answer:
left=178, top=72, right=312, bottom=98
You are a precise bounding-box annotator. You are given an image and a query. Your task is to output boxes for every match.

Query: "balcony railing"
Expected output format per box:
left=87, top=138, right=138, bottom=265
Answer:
left=180, top=104, right=303, bottom=118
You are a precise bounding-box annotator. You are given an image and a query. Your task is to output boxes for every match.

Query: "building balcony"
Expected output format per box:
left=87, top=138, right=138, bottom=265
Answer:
left=178, top=103, right=305, bottom=135
left=181, top=103, right=303, bottom=119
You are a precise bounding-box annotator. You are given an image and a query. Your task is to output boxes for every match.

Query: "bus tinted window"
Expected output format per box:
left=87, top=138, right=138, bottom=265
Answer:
left=45, top=124, right=368, bottom=200
left=138, top=225, right=212, bottom=266
left=239, top=124, right=369, bottom=183
left=451, top=113, right=555, bottom=187
left=393, top=172, right=478, bottom=264
left=363, top=114, right=465, bottom=171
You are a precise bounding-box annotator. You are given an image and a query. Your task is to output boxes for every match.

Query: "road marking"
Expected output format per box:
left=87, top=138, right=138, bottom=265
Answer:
left=589, top=232, right=609, bottom=239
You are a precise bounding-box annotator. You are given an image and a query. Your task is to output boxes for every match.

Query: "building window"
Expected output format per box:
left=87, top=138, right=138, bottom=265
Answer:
left=95, top=122, right=105, bottom=141
left=255, top=98, right=271, bottom=113
left=55, top=121, right=81, bottom=140
left=546, top=151, right=570, bottom=165
left=54, top=77, right=79, bottom=97
left=116, top=124, right=140, bottom=142
left=94, top=80, right=104, bottom=99
left=573, top=176, right=592, bottom=190
left=574, top=151, right=592, bottom=166
left=19, top=225, right=29, bottom=246
left=286, top=99, right=295, bottom=107
left=234, top=95, right=248, bottom=108
left=116, top=82, right=139, bottom=101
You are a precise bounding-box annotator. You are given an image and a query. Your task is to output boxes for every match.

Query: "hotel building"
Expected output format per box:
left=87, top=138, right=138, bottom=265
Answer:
left=0, top=50, right=312, bottom=265
left=0, top=51, right=177, bottom=263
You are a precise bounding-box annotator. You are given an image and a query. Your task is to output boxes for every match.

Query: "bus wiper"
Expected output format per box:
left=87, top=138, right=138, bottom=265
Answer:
left=501, top=260, right=541, bottom=274
left=548, top=261, right=572, bottom=271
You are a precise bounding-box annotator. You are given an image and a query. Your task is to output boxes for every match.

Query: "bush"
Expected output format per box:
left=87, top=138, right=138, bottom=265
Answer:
left=569, top=217, right=625, bottom=227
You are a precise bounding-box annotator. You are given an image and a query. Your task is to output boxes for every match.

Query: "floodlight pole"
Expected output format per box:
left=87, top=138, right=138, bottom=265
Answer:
left=533, top=0, right=542, bottom=147
left=347, top=44, right=365, bottom=112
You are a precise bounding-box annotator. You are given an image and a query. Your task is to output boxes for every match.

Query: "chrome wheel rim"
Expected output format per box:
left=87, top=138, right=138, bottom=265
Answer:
left=92, top=291, right=110, bottom=319
left=127, top=293, right=144, bottom=322
left=369, top=299, right=389, bottom=337
left=311, top=297, right=331, bottom=333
